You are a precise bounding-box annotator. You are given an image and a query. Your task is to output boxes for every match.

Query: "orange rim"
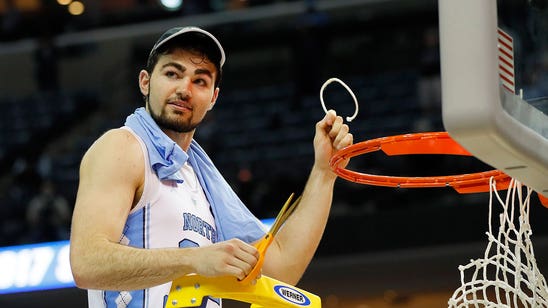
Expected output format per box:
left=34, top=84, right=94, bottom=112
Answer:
left=329, top=132, right=512, bottom=193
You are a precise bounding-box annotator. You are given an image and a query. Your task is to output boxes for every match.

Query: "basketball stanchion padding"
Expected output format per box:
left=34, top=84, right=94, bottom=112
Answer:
left=166, top=274, right=321, bottom=308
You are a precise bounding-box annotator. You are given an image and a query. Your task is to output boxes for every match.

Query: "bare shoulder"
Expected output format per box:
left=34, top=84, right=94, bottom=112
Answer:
left=80, top=128, right=144, bottom=181
left=72, top=128, right=145, bottom=248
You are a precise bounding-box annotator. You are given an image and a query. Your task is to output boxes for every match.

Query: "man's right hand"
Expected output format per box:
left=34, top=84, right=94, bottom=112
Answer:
left=191, top=238, right=260, bottom=280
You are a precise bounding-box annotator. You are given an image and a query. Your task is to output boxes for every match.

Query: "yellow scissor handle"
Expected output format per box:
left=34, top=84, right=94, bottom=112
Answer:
left=239, top=232, right=274, bottom=285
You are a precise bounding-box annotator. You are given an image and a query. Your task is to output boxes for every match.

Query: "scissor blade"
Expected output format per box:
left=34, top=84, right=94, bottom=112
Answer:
left=267, top=193, right=295, bottom=235
left=270, top=194, right=302, bottom=236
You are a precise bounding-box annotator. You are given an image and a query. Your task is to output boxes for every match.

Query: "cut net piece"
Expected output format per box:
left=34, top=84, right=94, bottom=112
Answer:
left=448, top=178, right=548, bottom=307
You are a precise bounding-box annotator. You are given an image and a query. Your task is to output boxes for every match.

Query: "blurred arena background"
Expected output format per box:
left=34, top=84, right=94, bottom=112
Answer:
left=1, top=0, right=547, bottom=307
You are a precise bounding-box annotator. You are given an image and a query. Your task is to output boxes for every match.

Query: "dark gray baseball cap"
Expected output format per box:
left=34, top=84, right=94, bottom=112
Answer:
left=148, top=26, right=226, bottom=68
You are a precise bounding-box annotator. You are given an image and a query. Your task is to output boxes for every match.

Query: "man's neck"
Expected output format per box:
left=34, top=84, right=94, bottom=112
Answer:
left=162, top=129, right=194, bottom=152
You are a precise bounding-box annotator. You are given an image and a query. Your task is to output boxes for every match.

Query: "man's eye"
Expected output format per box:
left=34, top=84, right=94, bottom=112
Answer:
left=166, top=71, right=178, bottom=78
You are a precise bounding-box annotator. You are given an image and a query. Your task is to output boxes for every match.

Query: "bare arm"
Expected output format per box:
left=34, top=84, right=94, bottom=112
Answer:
left=261, top=110, right=352, bottom=285
left=69, top=129, right=259, bottom=291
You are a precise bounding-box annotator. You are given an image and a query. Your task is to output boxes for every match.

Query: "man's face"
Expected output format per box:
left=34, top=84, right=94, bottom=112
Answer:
left=139, top=48, right=219, bottom=133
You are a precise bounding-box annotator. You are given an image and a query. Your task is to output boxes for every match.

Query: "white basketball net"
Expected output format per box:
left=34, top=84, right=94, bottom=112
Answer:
left=448, top=178, right=548, bottom=307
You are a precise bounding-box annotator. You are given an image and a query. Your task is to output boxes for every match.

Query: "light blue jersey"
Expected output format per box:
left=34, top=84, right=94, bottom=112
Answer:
left=88, top=127, right=220, bottom=308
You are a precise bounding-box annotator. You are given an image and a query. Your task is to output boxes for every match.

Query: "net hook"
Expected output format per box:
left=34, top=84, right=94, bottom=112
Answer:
left=320, top=77, right=359, bottom=122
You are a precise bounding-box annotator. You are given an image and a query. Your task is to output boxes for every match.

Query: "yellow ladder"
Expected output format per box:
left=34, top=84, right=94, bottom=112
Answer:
left=166, top=274, right=321, bottom=308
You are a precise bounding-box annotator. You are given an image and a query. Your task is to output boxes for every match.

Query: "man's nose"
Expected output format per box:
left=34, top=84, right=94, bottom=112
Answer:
left=176, top=78, right=192, bottom=99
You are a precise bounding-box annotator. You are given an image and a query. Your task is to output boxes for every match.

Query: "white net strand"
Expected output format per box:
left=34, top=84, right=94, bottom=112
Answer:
left=319, top=77, right=359, bottom=122
left=448, top=178, right=548, bottom=307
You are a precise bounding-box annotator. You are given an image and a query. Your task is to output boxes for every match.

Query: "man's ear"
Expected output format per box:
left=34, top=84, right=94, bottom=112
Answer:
left=209, top=87, right=220, bottom=111
left=139, top=70, right=150, bottom=97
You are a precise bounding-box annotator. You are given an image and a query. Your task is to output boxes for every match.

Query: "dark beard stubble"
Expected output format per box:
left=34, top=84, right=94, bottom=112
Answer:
left=146, top=94, right=199, bottom=133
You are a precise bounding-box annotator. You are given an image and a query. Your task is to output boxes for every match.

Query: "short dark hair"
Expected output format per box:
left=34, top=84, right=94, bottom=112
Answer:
left=146, top=33, right=223, bottom=88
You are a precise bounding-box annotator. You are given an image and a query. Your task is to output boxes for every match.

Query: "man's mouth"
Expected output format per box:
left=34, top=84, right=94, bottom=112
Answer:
left=168, top=100, right=192, bottom=111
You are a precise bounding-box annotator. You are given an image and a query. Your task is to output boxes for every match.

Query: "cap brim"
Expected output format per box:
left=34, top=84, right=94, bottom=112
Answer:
left=150, top=26, right=225, bottom=68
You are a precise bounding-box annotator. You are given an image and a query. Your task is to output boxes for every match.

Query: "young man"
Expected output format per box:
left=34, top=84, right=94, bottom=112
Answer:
left=69, top=26, right=352, bottom=308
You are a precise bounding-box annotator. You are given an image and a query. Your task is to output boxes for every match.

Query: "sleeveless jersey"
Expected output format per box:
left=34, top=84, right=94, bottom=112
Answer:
left=88, top=127, right=220, bottom=308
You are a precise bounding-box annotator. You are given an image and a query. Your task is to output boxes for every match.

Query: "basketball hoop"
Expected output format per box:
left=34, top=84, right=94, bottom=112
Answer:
left=329, top=131, right=512, bottom=194
left=318, top=77, right=512, bottom=194
left=319, top=77, right=547, bottom=203
left=319, top=75, right=548, bottom=307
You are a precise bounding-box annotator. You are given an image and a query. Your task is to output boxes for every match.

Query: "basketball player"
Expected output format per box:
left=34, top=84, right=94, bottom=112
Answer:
left=69, top=26, right=352, bottom=308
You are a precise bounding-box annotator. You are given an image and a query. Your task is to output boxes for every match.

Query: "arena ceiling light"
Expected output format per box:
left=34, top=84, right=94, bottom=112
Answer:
left=68, top=1, right=85, bottom=15
left=159, top=0, right=183, bottom=11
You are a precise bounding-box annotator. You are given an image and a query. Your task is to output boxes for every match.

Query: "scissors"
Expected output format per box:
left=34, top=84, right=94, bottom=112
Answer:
left=239, top=193, right=302, bottom=285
